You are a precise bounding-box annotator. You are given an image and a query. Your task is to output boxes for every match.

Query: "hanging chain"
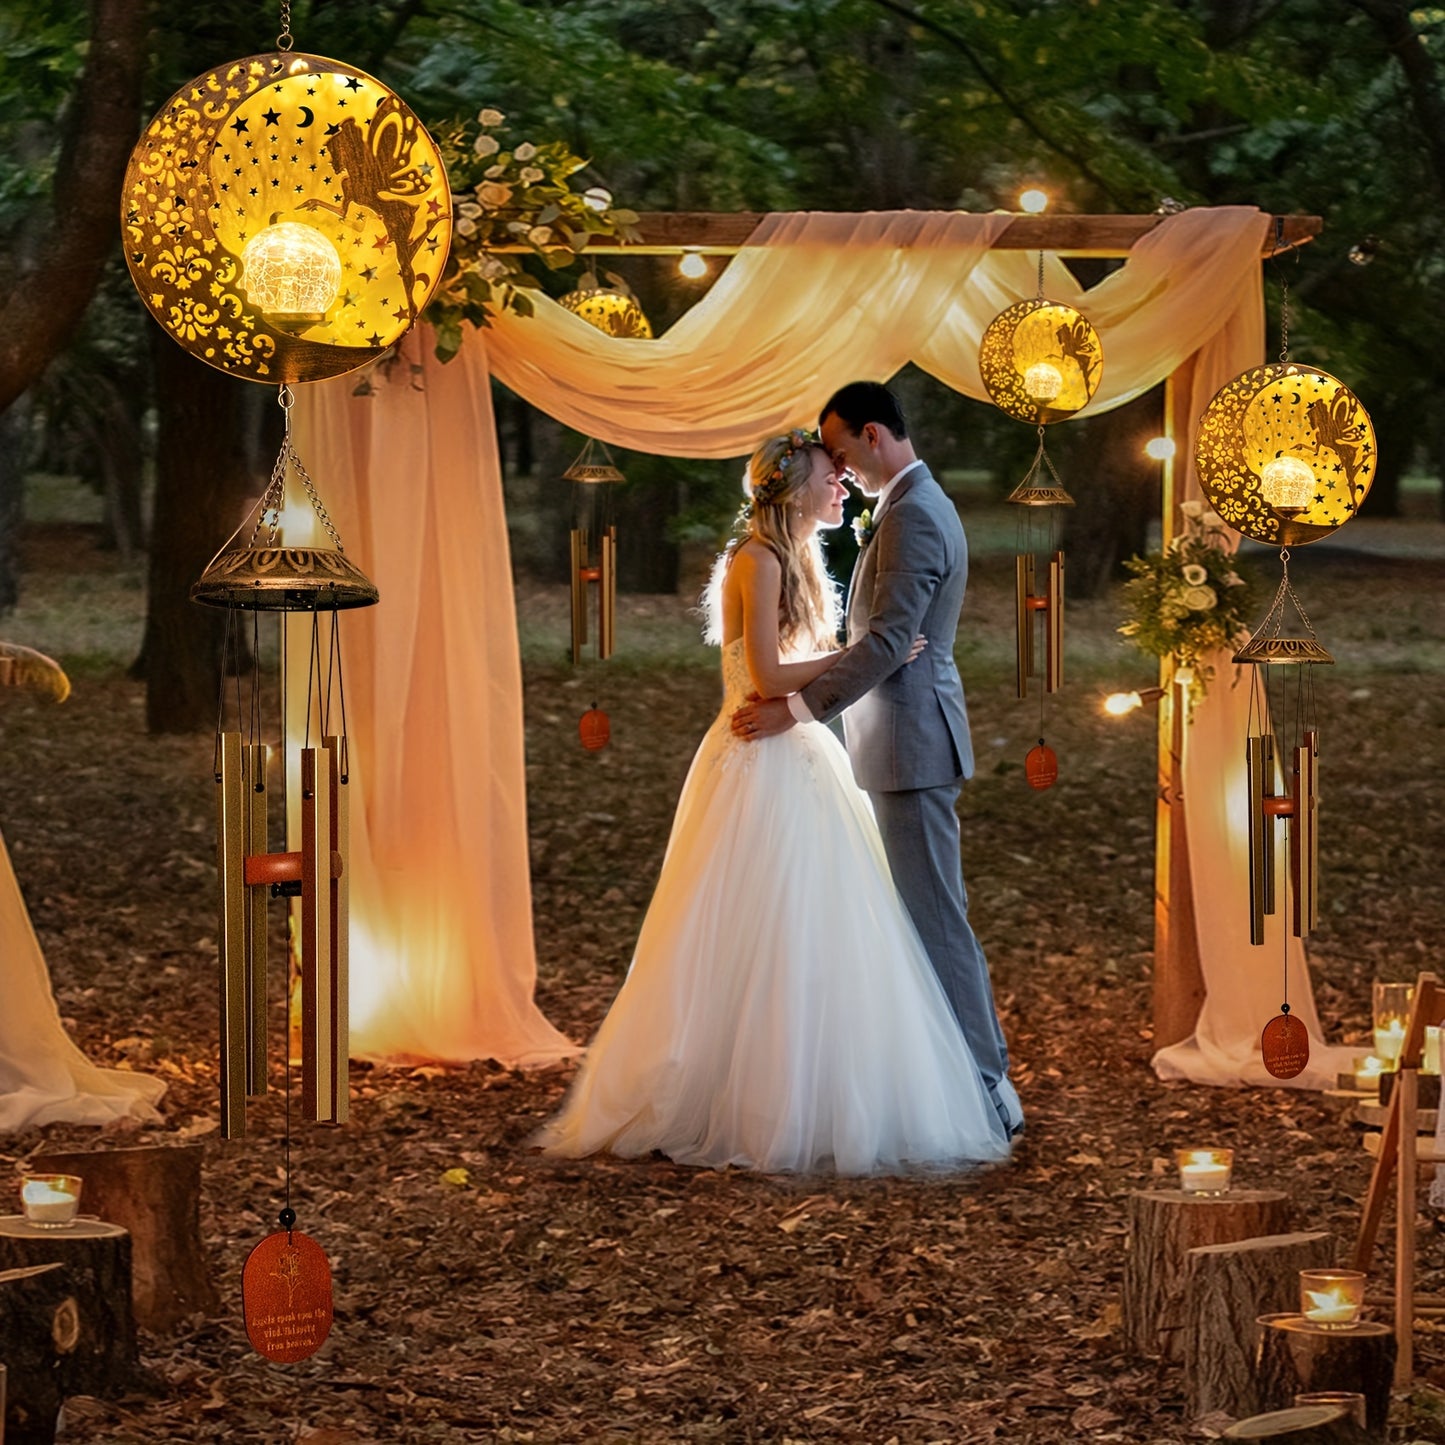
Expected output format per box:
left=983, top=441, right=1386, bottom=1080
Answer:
left=277, top=0, right=294, bottom=51
left=250, top=385, right=347, bottom=551
left=1278, top=277, right=1290, bottom=364
left=1036, top=248, right=1045, bottom=300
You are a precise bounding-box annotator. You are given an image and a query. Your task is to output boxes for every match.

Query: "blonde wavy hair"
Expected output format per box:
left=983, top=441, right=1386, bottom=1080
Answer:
left=702, top=431, right=841, bottom=654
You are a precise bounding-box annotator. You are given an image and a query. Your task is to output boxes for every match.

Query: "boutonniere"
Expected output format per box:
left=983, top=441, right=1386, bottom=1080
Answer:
left=852, top=508, right=875, bottom=549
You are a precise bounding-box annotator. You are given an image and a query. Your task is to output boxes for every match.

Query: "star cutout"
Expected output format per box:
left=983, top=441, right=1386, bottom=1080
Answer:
left=325, top=123, right=340, bottom=136
left=392, top=305, right=409, bottom=321
left=372, top=233, right=390, bottom=251
left=341, top=291, right=358, bottom=308
left=427, top=198, right=441, bottom=216
left=344, top=76, right=362, bottom=90
left=231, top=117, right=248, bottom=134
left=360, top=266, right=377, bottom=281
left=337, top=99, right=347, bottom=108
left=367, top=332, right=383, bottom=345
left=262, top=107, right=281, bottom=126
left=420, top=161, right=434, bottom=177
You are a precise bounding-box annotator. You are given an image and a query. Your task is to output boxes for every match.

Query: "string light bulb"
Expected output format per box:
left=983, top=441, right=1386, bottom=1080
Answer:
left=1019, top=188, right=1049, bottom=214
left=241, top=222, right=342, bottom=330
left=1145, top=436, right=1176, bottom=461
left=678, top=250, right=708, bottom=280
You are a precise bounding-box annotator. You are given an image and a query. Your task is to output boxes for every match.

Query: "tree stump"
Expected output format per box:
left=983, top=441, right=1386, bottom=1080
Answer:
left=30, top=1142, right=218, bottom=1331
left=0, top=1218, right=136, bottom=1399
left=1254, top=1314, right=1394, bottom=1434
left=1123, top=1189, right=1292, bottom=1360
left=1184, top=1231, right=1335, bottom=1419
left=1223, top=1403, right=1372, bottom=1443
left=0, top=1262, right=75, bottom=1445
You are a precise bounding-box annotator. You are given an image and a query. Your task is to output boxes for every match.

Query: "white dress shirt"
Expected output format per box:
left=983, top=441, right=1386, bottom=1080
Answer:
left=786, top=460, right=925, bottom=723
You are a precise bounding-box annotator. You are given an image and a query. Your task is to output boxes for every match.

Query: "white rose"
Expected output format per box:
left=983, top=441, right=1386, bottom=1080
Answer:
left=457, top=201, right=482, bottom=220
left=520, top=166, right=544, bottom=185
left=476, top=181, right=514, bottom=209
left=472, top=134, right=500, bottom=157
left=477, top=108, right=505, bottom=127
left=527, top=224, right=553, bottom=246
left=455, top=217, right=477, bottom=237
left=1183, top=585, right=1218, bottom=611
left=514, top=142, right=537, bottom=161
left=583, top=186, right=612, bottom=212
left=480, top=256, right=510, bottom=281
left=1181, top=563, right=1208, bottom=586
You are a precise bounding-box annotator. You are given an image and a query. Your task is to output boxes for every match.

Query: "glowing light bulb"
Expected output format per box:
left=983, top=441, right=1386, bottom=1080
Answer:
left=678, top=250, right=708, bottom=280
left=1144, top=436, right=1176, bottom=461
left=1259, top=455, right=1316, bottom=514
left=1104, top=691, right=1143, bottom=717
left=241, top=222, right=342, bottom=330
left=1023, top=361, right=1063, bottom=403
left=1019, top=188, right=1049, bottom=214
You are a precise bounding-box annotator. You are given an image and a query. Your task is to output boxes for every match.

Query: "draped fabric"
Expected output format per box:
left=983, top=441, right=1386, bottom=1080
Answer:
left=297, top=205, right=1346, bottom=1083
left=0, top=828, right=165, bottom=1131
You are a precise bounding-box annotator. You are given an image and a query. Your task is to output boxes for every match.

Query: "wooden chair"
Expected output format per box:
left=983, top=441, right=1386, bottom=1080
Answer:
left=1352, top=972, right=1445, bottom=1385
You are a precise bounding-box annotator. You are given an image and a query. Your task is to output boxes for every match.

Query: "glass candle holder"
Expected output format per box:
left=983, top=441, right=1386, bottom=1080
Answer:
left=1299, top=1269, right=1366, bottom=1329
left=19, top=1173, right=82, bottom=1228
left=1176, top=1147, right=1233, bottom=1195
left=1373, top=980, right=1413, bottom=1064
left=1425, top=1027, right=1441, bottom=1077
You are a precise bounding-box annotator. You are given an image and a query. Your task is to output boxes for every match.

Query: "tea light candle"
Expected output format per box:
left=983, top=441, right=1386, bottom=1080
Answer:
left=1299, top=1268, right=1366, bottom=1329
left=1176, top=1147, right=1233, bottom=1195
left=20, top=1174, right=82, bottom=1228
left=1353, top=1055, right=1385, bottom=1092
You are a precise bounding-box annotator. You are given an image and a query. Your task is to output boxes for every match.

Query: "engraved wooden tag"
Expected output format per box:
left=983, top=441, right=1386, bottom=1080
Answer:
left=1025, top=743, right=1058, bottom=790
left=579, top=707, right=610, bottom=751
left=242, top=1230, right=333, bottom=1362
left=1261, top=1012, right=1310, bottom=1080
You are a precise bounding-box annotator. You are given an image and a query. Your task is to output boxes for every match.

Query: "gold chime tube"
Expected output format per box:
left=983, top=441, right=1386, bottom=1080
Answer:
left=325, top=737, right=350, bottom=1124
left=599, top=526, right=617, bottom=661
left=216, top=731, right=250, bottom=1139
left=1245, top=733, right=1275, bottom=947
left=244, top=742, right=269, bottom=1098
left=1292, top=730, right=1319, bottom=938
left=299, top=746, right=334, bottom=1122
left=1045, top=551, right=1065, bottom=694
left=1014, top=555, right=1035, bottom=699
left=569, top=529, right=588, bottom=664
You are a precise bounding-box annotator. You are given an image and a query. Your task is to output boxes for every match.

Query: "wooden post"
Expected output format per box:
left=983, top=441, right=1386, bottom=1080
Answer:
left=1254, top=1315, right=1394, bottom=1434
left=1151, top=364, right=1207, bottom=1050
left=0, top=1219, right=136, bottom=1400
left=1184, top=1231, right=1335, bottom=1419
left=1123, top=1188, right=1292, bottom=1361
left=29, top=1143, right=218, bottom=1331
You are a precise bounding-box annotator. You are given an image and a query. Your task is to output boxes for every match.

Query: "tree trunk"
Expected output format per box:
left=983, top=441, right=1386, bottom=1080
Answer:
left=30, top=1143, right=219, bottom=1332
left=0, top=1219, right=136, bottom=1401
left=0, top=0, right=149, bottom=415
left=0, top=393, right=30, bottom=612
left=1123, top=1188, right=1293, bottom=1361
left=137, top=336, right=258, bottom=733
left=0, top=1262, right=72, bottom=1445
left=1184, top=1231, right=1335, bottom=1419
left=1253, top=1313, right=1394, bottom=1434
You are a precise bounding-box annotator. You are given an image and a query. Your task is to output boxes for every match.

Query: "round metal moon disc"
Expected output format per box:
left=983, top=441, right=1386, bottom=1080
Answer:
left=559, top=288, right=653, bottom=338
left=122, top=52, right=451, bottom=383
left=979, top=298, right=1103, bottom=424
left=1194, top=363, right=1377, bottom=547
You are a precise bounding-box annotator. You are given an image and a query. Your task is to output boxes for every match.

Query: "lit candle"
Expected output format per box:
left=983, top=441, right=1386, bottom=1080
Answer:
left=20, top=1174, right=82, bottom=1227
left=1176, top=1148, right=1233, bottom=1195
left=1299, top=1269, right=1365, bottom=1330
left=1374, top=1017, right=1407, bottom=1064
left=1353, top=1056, right=1385, bottom=1092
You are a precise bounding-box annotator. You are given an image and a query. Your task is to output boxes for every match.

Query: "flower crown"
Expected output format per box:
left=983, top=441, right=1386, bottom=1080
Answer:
left=748, top=428, right=818, bottom=509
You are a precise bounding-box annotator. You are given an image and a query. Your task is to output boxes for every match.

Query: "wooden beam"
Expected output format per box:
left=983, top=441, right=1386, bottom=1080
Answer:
left=568, top=212, right=1320, bottom=257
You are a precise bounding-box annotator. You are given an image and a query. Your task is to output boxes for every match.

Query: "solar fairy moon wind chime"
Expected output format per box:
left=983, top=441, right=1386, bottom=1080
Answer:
left=979, top=252, right=1103, bottom=788
left=1194, top=273, right=1376, bottom=1079
left=123, top=1, right=449, bottom=1359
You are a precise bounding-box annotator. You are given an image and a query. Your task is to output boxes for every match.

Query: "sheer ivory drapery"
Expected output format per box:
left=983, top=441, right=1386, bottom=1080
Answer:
left=0, top=828, right=165, bottom=1130
left=296, top=205, right=1346, bottom=1083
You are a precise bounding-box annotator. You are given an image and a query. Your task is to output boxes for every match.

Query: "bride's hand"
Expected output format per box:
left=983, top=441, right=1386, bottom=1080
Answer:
left=907, top=635, right=928, bottom=663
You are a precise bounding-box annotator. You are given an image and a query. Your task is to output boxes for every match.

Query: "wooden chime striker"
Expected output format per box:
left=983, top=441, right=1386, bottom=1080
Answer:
left=566, top=439, right=625, bottom=664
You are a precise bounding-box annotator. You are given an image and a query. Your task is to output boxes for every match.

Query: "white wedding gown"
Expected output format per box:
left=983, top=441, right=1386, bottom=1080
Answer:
left=536, top=638, right=1010, bottom=1175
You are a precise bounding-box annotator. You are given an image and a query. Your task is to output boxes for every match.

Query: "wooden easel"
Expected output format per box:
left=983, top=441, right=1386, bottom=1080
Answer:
left=1351, top=971, right=1445, bottom=1385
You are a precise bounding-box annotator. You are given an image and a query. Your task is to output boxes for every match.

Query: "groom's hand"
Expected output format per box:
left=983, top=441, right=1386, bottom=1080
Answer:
left=731, top=693, right=796, bottom=741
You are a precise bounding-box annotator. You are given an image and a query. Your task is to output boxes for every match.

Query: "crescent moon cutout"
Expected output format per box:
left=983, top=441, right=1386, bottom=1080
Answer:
left=298, top=106, right=315, bottom=127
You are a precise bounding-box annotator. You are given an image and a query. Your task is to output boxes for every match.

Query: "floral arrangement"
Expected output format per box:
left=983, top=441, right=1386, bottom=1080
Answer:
left=1118, top=500, right=1257, bottom=697
left=424, top=108, right=640, bottom=361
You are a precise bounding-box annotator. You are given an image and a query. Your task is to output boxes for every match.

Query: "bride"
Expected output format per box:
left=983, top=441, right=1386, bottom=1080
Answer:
left=535, top=430, right=1010, bottom=1174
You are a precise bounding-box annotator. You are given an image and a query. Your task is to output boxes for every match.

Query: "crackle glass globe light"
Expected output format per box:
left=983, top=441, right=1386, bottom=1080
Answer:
left=241, top=222, right=343, bottom=329
left=1023, top=361, right=1064, bottom=404
left=1258, top=454, right=1317, bottom=515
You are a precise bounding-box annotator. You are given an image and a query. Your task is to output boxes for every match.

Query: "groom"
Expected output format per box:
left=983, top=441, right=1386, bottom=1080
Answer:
left=731, top=380, right=1022, bottom=1140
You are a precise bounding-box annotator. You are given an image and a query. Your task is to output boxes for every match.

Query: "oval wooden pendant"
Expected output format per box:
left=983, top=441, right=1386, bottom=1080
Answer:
left=579, top=707, right=611, bottom=751
left=242, top=1230, right=333, bottom=1362
left=1025, top=743, right=1058, bottom=790
left=1261, top=1012, right=1310, bottom=1080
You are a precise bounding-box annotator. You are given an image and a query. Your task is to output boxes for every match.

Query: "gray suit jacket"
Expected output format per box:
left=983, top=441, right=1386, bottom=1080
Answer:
left=799, top=463, right=974, bottom=793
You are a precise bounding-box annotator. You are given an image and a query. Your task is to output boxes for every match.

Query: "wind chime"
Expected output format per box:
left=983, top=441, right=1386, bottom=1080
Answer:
left=979, top=252, right=1104, bottom=788
left=565, top=438, right=626, bottom=749
left=1194, top=267, right=1376, bottom=1079
left=122, top=0, right=450, bottom=1359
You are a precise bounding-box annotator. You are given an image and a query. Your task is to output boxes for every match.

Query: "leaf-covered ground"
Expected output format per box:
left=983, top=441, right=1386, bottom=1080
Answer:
left=3, top=508, right=1445, bottom=1444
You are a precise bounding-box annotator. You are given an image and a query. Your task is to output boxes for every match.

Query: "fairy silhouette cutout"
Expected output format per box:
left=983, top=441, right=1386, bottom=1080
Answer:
left=303, top=93, right=434, bottom=321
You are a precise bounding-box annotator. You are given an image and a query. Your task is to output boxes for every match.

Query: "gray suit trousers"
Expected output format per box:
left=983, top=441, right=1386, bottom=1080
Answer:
left=870, top=782, right=1014, bottom=1120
